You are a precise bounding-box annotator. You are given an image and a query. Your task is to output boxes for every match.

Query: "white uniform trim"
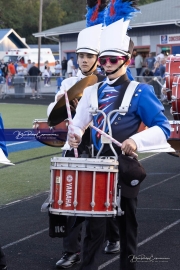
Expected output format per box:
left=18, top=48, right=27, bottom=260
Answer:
left=119, top=81, right=139, bottom=115
left=130, top=126, right=174, bottom=152
left=89, top=80, right=139, bottom=116
left=90, top=82, right=104, bottom=114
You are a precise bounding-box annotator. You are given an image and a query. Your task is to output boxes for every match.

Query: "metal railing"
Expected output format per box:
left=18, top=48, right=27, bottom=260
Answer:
left=0, top=74, right=165, bottom=100
left=0, top=75, right=66, bottom=99
left=134, top=76, right=165, bottom=99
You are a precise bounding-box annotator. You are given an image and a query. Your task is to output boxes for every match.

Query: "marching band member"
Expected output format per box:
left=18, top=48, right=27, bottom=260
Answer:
left=47, top=24, right=108, bottom=269
left=47, top=1, right=145, bottom=268
left=67, top=18, right=171, bottom=270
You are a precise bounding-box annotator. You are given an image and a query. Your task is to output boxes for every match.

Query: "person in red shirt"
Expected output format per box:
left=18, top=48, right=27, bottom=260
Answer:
left=7, top=61, right=16, bottom=76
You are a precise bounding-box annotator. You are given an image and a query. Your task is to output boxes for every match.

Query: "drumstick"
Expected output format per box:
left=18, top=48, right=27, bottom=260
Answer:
left=64, top=90, right=78, bottom=158
left=90, top=124, right=138, bottom=158
left=153, top=77, right=164, bottom=87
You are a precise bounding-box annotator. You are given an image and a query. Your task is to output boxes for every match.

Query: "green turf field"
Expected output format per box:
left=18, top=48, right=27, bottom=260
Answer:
left=0, top=103, right=154, bottom=205
left=0, top=103, right=63, bottom=205
left=0, top=103, right=47, bottom=128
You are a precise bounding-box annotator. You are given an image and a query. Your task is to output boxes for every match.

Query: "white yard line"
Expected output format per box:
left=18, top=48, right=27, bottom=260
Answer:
left=3, top=219, right=179, bottom=269
left=7, top=141, right=29, bottom=146
left=98, top=219, right=180, bottom=269
left=140, top=172, right=180, bottom=193
left=2, top=229, right=48, bottom=249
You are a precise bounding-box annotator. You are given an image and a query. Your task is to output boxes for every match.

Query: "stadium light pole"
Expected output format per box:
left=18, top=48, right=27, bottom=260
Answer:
left=38, top=0, right=43, bottom=70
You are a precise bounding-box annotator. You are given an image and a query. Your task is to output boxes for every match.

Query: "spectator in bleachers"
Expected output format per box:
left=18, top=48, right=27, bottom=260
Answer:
left=159, top=58, right=166, bottom=79
left=0, top=68, right=5, bottom=98
left=54, top=60, right=62, bottom=76
left=16, top=61, right=26, bottom=76
left=8, top=60, right=16, bottom=76
left=67, top=57, right=75, bottom=77
left=135, top=52, right=143, bottom=76
left=155, top=50, right=165, bottom=63
left=142, top=68, right=154, bottom=83
left=56, top=73, right=63, bottom=93
left=145, top=53, right=156, bottom=70
left=152, top=61, right=160, bottom=76
left=61, top=56, right=67, bottom=78
left=0, top=60, right=8, bottom=78
left=26, top=59, right=33, bottom=86
left=42, top=66, right=52, bottom=86
left=29, top=62, right=41, bottom=99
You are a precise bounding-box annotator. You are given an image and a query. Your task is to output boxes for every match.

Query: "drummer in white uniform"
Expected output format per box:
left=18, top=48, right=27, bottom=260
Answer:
left=47, top=24, right=108, bottom=269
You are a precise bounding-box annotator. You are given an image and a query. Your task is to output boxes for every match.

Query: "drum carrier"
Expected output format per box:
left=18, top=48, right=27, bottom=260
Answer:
left=49, top=107, right=124, bottom=217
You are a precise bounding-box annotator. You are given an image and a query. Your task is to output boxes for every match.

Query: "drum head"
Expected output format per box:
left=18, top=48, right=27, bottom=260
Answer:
left=48, top=75, right=98, bottom=126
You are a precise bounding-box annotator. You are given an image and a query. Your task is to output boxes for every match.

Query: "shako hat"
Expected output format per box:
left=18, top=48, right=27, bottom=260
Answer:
left=99, top=18, right=133, bottom=58
left=76, top=24, right=102, bottom=55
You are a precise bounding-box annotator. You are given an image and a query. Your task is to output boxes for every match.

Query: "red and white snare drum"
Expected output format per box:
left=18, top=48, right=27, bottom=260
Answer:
left=168, top=121, right=180, bottom=156
left=33, top=119, right=68, bottom=147
left=165, top=55, right=180, bottom=101
left=49, top=157, right=119, bottom=217
left=171, top=76, right=180, bottom=120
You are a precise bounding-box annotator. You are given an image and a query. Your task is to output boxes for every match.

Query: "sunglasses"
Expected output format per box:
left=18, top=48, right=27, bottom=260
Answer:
left=98, top=56, right=126, bottom=66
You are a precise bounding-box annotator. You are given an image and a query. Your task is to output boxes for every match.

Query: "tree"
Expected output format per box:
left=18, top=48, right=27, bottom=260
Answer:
left=0, top=0, right=161, bottom=44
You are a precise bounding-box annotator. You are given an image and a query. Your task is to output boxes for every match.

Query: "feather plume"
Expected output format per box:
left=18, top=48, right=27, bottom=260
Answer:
left=86, top=0, right=109, bottom=27
left=105, top=0, right=140, bottom=26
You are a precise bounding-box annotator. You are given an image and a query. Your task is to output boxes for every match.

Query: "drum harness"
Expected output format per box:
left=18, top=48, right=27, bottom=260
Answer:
left=89, top=80, right=139, bottom=215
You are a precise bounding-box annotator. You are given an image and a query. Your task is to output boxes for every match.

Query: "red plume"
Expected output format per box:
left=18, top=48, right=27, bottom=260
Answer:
left=110, top=0, right=116, bottom=16
left=91, top=0, right=102, bottom=21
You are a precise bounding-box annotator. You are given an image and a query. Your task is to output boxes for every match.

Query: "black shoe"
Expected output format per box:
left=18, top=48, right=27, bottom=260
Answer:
left=104, top=241, right=120, bottom=254
left=56, top=252, right=81, bottom=269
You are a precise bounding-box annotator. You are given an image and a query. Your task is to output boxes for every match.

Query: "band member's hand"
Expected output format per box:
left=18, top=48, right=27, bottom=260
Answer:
left=56, top=94, right=63, bottom=101
left=121, top=138, right=137, bottom=156
left=161, top=87, right=167, bottom=95
left=70, top=98, right=78, bottom=112
left=68, top=133, right=81, bottom=148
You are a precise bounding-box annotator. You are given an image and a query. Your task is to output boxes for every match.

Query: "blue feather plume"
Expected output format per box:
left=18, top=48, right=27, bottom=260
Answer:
left=105, top=0, right=140, bottom=26
left=86, top=5, right=106, bottom=27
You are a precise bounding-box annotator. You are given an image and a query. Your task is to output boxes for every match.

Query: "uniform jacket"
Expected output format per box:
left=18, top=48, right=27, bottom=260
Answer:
left=70, top=73, right=171, bottom=198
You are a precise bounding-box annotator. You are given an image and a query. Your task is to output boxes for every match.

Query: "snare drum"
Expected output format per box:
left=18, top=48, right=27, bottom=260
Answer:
left=49, top=157, right=119, bottom=217
left=33, top=119, right=68, bottom=147
left=171, top=76, right=180, bottom=120
left=165, top=55, right=180, bottom=95
left=168, top=121, right=180, bottom=156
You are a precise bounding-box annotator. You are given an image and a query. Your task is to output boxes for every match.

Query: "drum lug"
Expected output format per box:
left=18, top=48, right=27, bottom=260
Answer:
left=49, top=199, right=54, bottom=205
left=90, top=202, right=95, bottom=208
left=33, top=123, right=39, bottom=129
left=58, top=200, right=63, bottom=205
left=104, top=202, right=110, bottom=208
left=73, top=200, right=78, bottom=207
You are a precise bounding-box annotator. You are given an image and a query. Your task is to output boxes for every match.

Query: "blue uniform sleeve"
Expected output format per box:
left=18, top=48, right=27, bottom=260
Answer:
left=136, top=84, right=171, bottom=139
left=0, top=115, right=8, bottom=157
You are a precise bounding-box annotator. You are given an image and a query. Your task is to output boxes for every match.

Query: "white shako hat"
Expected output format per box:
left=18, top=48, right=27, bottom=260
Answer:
left=99, top=18, right=133, bottom=58
left=76, top=24, right=102, bottom=55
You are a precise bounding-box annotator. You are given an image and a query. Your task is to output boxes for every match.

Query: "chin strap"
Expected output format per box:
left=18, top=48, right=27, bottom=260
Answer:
left=78, top=55, right=98, bottom=75
left=105, top=57, right=129, bottom=76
